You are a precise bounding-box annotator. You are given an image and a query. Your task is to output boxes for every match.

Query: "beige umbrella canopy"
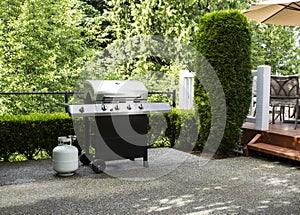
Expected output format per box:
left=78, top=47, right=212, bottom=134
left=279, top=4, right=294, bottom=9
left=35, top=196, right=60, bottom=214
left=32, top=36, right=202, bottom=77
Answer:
left=244, top=0, right=300, bottom=26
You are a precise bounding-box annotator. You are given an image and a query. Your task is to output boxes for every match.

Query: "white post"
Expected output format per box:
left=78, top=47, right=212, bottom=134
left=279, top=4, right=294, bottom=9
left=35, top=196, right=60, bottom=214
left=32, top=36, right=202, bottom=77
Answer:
left=255, top=65, right=271, bottom=131
left=247, top=70, right=257, bottom=122
left=179, top=70, right=195, bottom=109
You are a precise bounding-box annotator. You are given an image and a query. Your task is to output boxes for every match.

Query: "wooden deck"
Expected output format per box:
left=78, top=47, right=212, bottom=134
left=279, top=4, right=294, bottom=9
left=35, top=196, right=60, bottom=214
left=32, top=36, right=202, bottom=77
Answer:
left=242, top=121, right=300, bottom=161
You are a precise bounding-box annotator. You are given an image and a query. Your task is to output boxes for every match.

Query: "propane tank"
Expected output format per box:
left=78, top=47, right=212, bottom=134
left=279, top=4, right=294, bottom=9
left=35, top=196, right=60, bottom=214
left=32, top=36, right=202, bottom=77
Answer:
left=53, top=136, right=78, bottom=176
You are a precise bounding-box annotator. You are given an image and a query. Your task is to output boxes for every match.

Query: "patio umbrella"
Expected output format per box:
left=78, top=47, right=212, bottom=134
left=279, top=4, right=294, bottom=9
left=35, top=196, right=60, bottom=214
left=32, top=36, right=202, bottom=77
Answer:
left=244, top=0, right=300, bottom=26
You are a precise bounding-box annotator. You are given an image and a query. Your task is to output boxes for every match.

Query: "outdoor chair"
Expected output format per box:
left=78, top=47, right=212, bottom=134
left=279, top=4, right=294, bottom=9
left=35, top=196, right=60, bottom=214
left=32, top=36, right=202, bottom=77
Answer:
left=270, top=75, right=300, bottom=129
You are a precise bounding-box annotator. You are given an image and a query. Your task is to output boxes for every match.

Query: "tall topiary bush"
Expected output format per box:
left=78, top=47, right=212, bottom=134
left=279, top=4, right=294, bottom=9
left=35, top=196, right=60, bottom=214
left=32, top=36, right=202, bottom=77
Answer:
left=194, top=10, right=252, bottom=156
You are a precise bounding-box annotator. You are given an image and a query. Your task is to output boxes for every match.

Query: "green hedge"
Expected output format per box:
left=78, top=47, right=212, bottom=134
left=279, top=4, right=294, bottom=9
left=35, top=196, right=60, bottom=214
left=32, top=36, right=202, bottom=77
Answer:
left=0, top=113, right=73, bottom=161
left=148, top=108, right=198, bottom=151
left=194, top=10, right=252, bottom=156
left=0, top=109, right=198, bottom=161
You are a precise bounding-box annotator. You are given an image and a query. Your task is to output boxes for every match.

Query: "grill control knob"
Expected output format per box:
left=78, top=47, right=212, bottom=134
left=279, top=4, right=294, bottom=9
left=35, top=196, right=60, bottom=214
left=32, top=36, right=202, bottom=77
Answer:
left=127, top=104, right=132, bottom=110
left=101, top=104, right=107, bottom=111
left=115, top=105, right=119, bottom=110
left=79, top=107, right=84, bottom=113
left=138, top=104, right=143, bottom=110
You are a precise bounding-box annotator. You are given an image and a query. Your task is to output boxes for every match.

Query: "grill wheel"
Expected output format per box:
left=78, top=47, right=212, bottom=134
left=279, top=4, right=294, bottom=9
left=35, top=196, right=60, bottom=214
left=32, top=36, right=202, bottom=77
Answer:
left=91, top=159, right=106, bottom=174
left=79, top=153, right=92, bottom=166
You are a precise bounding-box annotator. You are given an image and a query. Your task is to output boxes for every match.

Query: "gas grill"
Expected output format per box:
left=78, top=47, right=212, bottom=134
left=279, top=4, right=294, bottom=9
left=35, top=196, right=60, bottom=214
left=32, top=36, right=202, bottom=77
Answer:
left=68, top=80, right=171, bottom=173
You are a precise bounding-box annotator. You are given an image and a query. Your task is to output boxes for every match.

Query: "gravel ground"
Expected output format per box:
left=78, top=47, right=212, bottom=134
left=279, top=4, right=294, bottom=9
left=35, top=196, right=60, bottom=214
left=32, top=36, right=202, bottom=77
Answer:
left=1, top=148, right=300, bottom=214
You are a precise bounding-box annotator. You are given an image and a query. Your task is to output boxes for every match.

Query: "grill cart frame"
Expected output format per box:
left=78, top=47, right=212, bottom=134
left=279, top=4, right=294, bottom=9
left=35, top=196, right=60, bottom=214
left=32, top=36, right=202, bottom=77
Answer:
left=68, top=80, right=171, bottom=173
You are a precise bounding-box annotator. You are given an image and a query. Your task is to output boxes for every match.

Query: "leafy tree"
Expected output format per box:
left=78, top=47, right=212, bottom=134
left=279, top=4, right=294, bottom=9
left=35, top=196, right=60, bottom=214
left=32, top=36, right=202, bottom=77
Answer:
left=88, top=0, right=217, bottom=92
left=89, top=0, right=299, bottom=76
left=0, top=0, right=93, bottom=114
left=78, top=0, right=113, bottom=49
left=0, top=0, right=298, bottom=115
left=87, top=0, right=257, bottom=86
left=196, top=1, right=299, bottom=75
left=101, top=0, right=252, bottom=43
left=80, top=0, right=108, bottom=13
left=251, top=23, right=300, bottom=75
left=80, top=0, right=205, bottom=94
left=196, top=0, right=252, bottom=13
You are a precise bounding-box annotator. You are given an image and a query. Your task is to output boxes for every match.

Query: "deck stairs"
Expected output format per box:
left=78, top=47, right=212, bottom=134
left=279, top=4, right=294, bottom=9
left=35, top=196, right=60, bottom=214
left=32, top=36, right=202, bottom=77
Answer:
left=242, top=126, right=300, bottom=161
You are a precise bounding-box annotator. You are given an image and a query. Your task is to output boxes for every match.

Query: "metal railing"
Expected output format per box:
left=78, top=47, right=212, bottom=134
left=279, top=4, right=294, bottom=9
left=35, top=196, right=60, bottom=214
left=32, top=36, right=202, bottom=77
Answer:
left=0, top=90, right=176, bottom=113
left=148, top=90, right=176, bottom=108
left=0, top=91, right=81, bottom=113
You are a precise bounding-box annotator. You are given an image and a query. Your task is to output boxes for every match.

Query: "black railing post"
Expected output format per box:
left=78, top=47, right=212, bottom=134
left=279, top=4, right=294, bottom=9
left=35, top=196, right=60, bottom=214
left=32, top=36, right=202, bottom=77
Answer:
left=64, top=92, right=69, bottom=113
left=172, top=90, right=176, bottom=108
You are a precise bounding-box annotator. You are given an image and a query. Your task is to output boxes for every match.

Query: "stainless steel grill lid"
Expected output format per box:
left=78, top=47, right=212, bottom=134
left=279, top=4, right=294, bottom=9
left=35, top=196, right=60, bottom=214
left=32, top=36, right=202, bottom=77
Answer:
left=69, top=80, right=171, bottom=117
left=84, top=80, right=148, bottom=102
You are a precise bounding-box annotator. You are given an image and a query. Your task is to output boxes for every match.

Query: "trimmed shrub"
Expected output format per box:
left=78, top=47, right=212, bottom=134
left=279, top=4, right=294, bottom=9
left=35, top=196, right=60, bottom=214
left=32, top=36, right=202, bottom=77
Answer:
left=1, top=109, right=198, bottom=161
left=0, top=113, right=73, bottom=161
left=148, top=108, right=198, bottom=151
left=194, top=10, right=252, bottom=156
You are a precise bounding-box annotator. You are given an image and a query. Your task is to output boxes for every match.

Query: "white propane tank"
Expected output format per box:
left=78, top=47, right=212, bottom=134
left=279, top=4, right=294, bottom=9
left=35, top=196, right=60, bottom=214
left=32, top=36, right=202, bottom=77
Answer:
left=53, top=136, right=78, bottom=176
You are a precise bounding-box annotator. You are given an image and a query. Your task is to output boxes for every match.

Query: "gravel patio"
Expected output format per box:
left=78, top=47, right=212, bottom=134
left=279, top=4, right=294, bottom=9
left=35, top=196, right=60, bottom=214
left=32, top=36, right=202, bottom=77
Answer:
left=1, top=148, right=300, bottom=214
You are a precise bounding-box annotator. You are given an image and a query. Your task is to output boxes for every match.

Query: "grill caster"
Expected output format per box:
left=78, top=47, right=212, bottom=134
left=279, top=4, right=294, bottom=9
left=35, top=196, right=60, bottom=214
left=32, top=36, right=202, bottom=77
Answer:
left=79, top=153, right=92, bottom=166
left=143, top=161, right=149, bottom=168
left=91, top=159, right=106, bottom=174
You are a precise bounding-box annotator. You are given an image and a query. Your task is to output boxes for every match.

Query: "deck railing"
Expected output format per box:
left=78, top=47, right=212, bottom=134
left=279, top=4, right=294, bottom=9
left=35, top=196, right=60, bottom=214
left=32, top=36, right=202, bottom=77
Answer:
left=246, top=65, right=271, bottom=131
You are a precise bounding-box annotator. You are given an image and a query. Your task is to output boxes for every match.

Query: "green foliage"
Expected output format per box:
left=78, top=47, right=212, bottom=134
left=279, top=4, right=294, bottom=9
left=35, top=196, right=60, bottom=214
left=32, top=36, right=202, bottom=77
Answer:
left=148, top=108, right=198, bottom=151
left=0, top=0, right=94, bottom=115
left=196, top=0, right=253, bottom=14
left=1, top=109, right=198, bottom=162
left=194, top=10, right=252, bottom=156
left=93, top=0, right=206, bottom=91
left=78, top=0, right=113, bottom=49
left=104, top=0, right=200, bottom=40
left=0, top=0, right=298, bottom=115
left=251, top=23, right=300, bottom=75
left=79, top=0, right=255, bottom=98
left=102, top=0, right=252, bottom=40
left=80, top=0, right=108, bottom=13
left=0, top=113, right=73, bottom=161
